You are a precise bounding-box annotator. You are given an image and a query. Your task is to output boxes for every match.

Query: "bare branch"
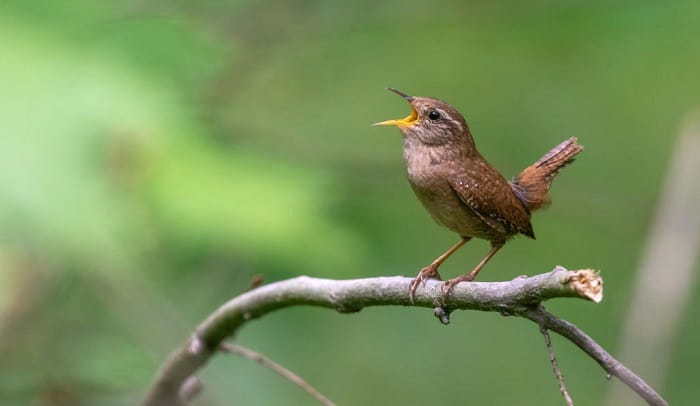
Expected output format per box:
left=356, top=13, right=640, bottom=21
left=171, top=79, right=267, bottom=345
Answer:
left=220, top=342, right=335, bottom=406
left=539, top=325, right=573, bottom=406
left=178, top=376, right=202, bottom=403
left=520, top=306, right=668, bottom=406
left=143, top=267, right=665, bottom=406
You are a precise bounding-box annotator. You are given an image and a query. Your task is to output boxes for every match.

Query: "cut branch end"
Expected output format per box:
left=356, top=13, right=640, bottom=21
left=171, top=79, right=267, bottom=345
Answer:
left=567, top=268, right=603, bottom=303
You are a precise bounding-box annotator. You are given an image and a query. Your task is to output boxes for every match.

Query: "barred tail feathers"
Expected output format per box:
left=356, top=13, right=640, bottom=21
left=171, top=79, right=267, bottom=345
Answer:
left=510, top=137, right=583, bottom=212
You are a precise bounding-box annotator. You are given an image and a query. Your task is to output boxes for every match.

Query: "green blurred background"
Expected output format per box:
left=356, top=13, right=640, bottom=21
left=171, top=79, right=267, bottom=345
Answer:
left=1, top=1, right=699, bottom=405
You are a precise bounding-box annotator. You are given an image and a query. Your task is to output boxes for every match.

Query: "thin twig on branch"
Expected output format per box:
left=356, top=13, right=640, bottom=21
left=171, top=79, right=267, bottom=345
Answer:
left=143, top=267, right=666, bottom=406
left=539, top=325, right=573, bottom=406
left=520, top=306, right=668, bottom=406
left=220, top=342, right=336, bottom=406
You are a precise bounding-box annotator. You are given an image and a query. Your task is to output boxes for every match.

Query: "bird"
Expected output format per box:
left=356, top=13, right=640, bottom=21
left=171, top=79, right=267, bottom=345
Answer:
left=373, top=88, right=583, bottom=303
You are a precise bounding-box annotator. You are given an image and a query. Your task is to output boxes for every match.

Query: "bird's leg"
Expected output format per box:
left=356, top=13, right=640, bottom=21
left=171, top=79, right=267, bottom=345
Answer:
left=441, top=240, right=505, bottom=303
left=408, top=237, right=471, bottom=303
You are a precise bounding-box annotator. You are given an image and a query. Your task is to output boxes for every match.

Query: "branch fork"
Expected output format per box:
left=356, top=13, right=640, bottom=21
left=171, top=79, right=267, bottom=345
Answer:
left=144, top=267, right=667, bottom=406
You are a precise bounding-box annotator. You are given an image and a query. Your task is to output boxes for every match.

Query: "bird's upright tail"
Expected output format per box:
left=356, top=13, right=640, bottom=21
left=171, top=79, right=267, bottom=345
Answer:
left=510, top=137, right=583, bottom=212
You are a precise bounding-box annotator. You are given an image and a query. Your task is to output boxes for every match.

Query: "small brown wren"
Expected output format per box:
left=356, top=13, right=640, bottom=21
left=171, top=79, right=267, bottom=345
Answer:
left=374, top=88, right=583, bottom=303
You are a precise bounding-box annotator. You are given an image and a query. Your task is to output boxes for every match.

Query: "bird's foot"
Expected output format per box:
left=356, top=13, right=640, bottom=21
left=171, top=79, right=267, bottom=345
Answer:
left=408, top=263, right=443, bottom=303
left=441, top=273, right=476, bottom=305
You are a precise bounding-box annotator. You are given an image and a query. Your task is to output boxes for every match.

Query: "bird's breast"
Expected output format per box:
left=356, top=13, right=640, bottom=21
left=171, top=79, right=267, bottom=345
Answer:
left=403, top=144, right=497, bottom=239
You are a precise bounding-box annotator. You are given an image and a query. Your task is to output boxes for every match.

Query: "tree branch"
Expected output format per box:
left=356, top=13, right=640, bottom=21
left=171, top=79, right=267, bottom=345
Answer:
left=520, top=306, right=668, bottom=406
left=144, top=266, right=665, bottom=406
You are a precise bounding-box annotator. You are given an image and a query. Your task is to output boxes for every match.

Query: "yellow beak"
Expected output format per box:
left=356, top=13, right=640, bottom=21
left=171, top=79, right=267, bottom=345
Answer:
left=372, top=106, right=419, bottom=127
left=373, top=88, right=419, bottom=128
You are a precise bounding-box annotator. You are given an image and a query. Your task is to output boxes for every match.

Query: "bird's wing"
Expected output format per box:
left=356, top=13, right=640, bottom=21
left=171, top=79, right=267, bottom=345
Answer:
left=449, top=161, right=535, bottom=239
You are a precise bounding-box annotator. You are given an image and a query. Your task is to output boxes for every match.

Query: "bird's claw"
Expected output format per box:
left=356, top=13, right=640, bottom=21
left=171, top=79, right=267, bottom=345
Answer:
left=440, top=274, right=475, bottom=306
left=408, top=278, right=420, bottom=304
left=408, top=263, right=442, bottom=303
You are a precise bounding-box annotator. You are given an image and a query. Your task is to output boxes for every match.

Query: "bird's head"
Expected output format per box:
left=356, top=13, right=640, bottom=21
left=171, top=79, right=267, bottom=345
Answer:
left=373, top=88, right=473, bottom=149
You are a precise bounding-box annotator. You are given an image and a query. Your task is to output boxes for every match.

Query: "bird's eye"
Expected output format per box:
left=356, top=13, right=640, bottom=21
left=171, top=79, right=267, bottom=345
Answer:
left=428, top=110, right=441, bottom=121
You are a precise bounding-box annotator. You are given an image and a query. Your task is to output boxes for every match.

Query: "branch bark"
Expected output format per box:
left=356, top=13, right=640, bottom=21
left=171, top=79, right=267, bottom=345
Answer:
left=144, top=266, right=665, bottom=406
left=521, top=306, right=668, bottom=406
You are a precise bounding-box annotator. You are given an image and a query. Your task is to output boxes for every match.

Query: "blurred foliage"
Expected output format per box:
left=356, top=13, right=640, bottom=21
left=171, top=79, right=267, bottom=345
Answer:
left=1, top=0, right=699, bottom=405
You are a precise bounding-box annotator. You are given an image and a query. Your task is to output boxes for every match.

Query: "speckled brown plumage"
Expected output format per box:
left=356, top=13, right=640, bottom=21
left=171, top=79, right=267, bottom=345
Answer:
left=374, top=88, right=583, bottom=303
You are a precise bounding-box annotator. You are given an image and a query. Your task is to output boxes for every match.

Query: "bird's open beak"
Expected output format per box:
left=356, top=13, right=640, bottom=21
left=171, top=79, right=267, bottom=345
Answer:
left=373, top=88, right=419, bottom=128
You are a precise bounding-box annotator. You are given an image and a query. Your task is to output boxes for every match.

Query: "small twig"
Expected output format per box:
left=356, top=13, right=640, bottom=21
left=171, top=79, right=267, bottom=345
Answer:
left=220, top=342, right=336, bottom=406
left=539, top=325, right=573, bottom=406
left=247, top=274, right=264, bottom=291
left=520, top=306, right=668, bottom=406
